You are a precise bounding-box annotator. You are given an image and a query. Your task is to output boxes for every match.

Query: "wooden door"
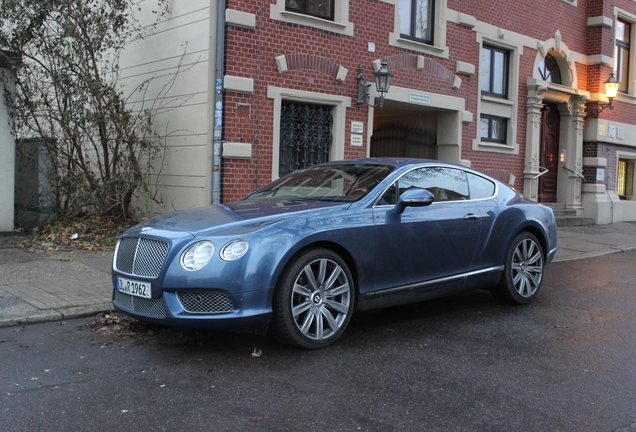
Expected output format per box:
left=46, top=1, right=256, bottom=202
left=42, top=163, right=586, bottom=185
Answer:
left=538, top=102, right=560, bottom=203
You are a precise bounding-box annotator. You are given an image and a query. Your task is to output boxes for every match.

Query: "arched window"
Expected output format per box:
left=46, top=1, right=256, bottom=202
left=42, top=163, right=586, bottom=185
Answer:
left=538, top=54, right=561, bottom=84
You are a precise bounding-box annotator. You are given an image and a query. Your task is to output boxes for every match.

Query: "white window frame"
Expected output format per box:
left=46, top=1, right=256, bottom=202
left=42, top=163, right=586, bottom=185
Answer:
left=473, top=36, right=521, bottom=154
left=380, top=0, right=449, bottom=58
left=614, top=9, right=636, bottom=101
left=616, top=151, right=636, bottom=201
left=267, top=86, right=351, bottom=181
left=270, top=0, right=353, bottom=36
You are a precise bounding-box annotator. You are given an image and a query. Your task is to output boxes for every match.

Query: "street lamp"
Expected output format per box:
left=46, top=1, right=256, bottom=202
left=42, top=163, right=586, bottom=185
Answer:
left=357, top=59, right=393, bottom=109
left=588, top=72, right=619, bottom=116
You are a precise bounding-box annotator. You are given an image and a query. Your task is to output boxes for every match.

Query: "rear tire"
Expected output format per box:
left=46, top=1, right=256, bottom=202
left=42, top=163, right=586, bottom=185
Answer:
left=270, top=248, right=354, bottom=349
left=492, top=232, right=544, bottom=305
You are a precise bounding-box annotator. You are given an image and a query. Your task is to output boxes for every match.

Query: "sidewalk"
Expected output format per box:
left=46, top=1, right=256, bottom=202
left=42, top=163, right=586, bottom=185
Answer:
left=2, top=222, right=636, bottom=328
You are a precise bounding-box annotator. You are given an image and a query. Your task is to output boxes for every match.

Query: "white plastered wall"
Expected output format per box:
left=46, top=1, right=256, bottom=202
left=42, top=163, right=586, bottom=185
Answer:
left=117, top=0, right=213, bottom=213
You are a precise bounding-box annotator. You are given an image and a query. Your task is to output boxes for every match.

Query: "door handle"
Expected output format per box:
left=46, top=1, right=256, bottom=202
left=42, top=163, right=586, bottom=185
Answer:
left=464, top=213, right=480, bottom=221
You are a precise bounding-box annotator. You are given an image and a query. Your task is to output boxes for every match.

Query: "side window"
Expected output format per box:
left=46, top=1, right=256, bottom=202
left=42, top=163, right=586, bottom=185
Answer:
left=285, top=0, right=334, bottom=21
left=481, top=45, right=509, bottom=98
left=617, top=159, right=634, bottom=200
left=397, top=167, right=468, bottom=202
left=399, top=0, right=434, bottom=44
left=615, top=18, right=631, bottom=94
left=480, top=114, right=507, bottom=144
left=467, top=173, right=496, bottom=199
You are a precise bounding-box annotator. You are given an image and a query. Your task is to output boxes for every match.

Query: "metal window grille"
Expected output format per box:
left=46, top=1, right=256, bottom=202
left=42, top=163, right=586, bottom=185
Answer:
left=279, top=102, right=333, bottom=177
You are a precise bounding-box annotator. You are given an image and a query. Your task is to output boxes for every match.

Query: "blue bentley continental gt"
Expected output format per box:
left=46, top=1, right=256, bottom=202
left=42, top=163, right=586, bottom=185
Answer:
left=111, top=159, right=557, bottom=349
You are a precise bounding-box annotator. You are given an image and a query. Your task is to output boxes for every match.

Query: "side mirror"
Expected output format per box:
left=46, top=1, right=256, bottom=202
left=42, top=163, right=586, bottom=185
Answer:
left=395, top=187, right=434, bottom=214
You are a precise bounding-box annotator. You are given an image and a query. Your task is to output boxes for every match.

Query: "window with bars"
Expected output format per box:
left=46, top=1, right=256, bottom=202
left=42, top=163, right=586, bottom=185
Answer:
left=279, top=102, right=333, bottom=177
left=617, top=159, right=634, bottom=200
left=481, top=45, right=509, bottom=98
left=399, top=0, right=434, bottom=44
left=615, top=18, right=631, bottom=94
left=285, top=0, right=334, bottom=21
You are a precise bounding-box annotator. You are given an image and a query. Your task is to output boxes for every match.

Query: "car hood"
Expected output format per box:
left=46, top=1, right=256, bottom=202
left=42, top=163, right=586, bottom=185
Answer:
left=133, top=199, right=345, bottom=236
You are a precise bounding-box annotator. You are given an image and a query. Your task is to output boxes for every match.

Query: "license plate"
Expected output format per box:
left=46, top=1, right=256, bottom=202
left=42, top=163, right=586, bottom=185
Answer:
left=117, top=276, right=151, bottom=299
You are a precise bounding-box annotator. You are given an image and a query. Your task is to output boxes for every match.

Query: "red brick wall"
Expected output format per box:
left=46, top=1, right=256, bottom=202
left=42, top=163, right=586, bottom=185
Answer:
left=220, top=0, right=636, bottom=202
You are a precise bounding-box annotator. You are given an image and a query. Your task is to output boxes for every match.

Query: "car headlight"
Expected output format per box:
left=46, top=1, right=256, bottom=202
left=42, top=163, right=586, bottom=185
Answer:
left=180, top=241, right=215, bottom=271
left=220, top=239, right=249, bottom=261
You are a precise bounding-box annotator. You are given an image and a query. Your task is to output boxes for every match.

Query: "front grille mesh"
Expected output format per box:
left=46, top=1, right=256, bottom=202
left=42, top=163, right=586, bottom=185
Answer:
left=114, top=290, right=167, bottom=317
left=115, top=237, right=169, bottom=278
left=177, top=292, right=234, bottom=314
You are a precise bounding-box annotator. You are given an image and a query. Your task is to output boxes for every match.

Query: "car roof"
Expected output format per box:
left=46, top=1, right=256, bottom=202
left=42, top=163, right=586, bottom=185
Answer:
left=321, top=158, right=441, bottom=169
left=320, top=157, right=472, bottom=171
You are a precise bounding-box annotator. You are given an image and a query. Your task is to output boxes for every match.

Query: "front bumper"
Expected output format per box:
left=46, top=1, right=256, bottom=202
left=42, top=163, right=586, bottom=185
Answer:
left=112, top=288, right=272, bottom=335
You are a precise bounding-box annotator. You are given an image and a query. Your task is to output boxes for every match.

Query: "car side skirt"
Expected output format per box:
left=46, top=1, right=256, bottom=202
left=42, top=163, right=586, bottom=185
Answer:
left=358, top=265, right=505, bottom=310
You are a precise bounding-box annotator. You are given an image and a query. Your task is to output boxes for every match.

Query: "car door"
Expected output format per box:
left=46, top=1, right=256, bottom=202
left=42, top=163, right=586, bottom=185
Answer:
left=371, top=166, right=482, bottom=294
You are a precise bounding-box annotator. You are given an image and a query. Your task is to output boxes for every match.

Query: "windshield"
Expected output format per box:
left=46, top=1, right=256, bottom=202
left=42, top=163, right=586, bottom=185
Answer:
left=245, top=164, right=394, bottom=202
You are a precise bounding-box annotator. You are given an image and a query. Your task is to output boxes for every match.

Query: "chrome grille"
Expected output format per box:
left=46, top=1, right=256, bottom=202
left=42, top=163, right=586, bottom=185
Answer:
left=115, top=237, right=169, bottom=278
left=176, top=292, right=234, bottom=314
left=114, top=290, right=167, bottom=317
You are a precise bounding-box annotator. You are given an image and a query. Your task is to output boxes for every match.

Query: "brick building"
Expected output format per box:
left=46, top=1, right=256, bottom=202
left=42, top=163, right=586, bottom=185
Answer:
left=121, top=0, right=636, bottom=223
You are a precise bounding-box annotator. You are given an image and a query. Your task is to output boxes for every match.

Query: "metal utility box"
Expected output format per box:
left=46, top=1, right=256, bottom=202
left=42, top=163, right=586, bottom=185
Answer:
left=14, top=138, right=57, bottom=228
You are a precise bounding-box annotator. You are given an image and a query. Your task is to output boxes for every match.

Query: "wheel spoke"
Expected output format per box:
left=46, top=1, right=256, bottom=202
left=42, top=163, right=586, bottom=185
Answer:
left=317, top=259, right=328, bottom=286
left=323, top=265, right=342, bottom=290
left=292, top=300, right=311, bottom=318
left=292, top=282, right=311, bottom=297
left=323, top=299, right=349, bottom=315
left=299, top=308, right=316, bottom=335
left=320, top=306, right=339, bottom=333
left=324, top=282, right=350, bottom=298
left=302, top=264, right=319, bottom=291
left=314, top=309, right=324, bottom=340
left=525, top=271, right=541, bottom=289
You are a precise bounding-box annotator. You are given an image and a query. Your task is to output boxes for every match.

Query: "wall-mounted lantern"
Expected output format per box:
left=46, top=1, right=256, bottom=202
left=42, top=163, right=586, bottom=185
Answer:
left=357, top=59, right=393, bottom=109
left=588, top=72, right=619, bottom=116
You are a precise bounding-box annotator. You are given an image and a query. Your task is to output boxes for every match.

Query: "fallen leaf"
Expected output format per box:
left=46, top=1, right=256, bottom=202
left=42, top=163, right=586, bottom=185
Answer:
left=251, top=348, right=262, bottom=358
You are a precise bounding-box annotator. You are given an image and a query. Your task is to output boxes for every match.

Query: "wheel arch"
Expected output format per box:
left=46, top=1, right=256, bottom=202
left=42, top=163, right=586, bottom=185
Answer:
left=515, top=223, right=549, bottom=259
left=271, top=241, right=360, bottom=307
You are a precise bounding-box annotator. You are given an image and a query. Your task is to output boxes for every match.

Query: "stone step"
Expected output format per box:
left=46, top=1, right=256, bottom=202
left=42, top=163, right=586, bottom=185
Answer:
left=555, top=216, right=595, bottom=227
left=552, top=209, right=578, bottom=217
left=543, top=203, right=566, bottom=210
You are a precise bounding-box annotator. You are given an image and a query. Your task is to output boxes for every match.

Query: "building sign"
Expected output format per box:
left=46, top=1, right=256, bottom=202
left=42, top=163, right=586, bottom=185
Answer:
left=596, top=168, right=605, bottom=182
left=409, top=91, right=431, bottom=105
left=350, top=134, right=363, bottom=147
left=351, top=121, right=363, bottom=134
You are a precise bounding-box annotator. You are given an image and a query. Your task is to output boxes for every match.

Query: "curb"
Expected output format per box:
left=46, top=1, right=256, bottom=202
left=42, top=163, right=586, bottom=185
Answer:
left=0, top=303, right=112, bottom=328
left=553, top=243, right=636, bottom=263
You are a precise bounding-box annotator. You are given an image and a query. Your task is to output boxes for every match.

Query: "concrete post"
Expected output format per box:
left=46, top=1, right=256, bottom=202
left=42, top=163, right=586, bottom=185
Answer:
left=0, top=66, right=17, bottom=232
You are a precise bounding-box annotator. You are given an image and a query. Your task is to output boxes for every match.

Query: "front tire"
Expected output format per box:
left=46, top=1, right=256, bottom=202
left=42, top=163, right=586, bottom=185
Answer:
left=492, top=232, right=544, bottom=305
left=270, top=248, right=354, bottom=349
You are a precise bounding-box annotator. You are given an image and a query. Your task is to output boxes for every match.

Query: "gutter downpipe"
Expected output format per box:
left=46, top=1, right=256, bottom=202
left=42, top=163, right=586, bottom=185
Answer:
left=212, top=0, right=226, bottom=205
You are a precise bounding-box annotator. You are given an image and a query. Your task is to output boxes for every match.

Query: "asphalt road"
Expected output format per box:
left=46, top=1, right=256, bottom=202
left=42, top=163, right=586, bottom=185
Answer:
left=1, top=251, right=636, bottom=432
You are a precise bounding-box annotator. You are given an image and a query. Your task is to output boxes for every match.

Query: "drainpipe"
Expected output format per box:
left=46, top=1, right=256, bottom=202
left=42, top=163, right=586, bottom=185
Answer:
left=212, top=0, right=226, bottom=205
